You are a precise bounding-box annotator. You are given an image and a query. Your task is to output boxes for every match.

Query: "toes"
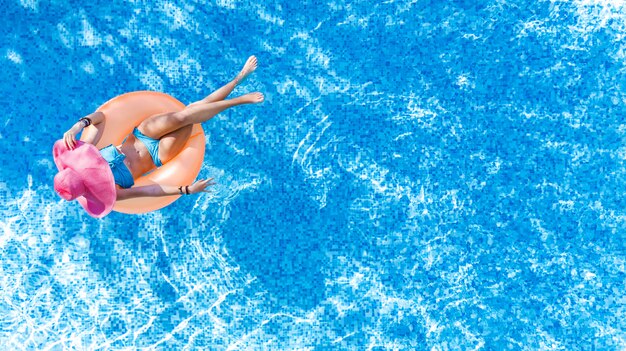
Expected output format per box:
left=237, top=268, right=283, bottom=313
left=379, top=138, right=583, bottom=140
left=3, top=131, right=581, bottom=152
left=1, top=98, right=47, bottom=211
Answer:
left=247, top=92, right=264, bottom=102
left=246, top=55, right=257, bottom=70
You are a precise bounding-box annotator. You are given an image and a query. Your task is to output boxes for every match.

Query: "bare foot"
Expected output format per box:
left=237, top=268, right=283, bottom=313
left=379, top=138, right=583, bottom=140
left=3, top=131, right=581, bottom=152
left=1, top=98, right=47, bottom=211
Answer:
left=234, top=56, right=258, bottom=85
left=240, top=92, right=264, bottom=103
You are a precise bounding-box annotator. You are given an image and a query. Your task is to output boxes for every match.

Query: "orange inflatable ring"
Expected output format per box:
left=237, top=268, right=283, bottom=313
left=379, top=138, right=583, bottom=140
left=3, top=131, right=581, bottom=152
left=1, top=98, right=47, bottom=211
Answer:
left=83, top=91, right=205, bottom=214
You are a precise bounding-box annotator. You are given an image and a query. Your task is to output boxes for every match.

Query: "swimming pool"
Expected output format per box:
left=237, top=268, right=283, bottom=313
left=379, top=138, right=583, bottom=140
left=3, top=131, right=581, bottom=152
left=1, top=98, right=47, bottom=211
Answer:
left=1, top=0, right=624, bottom=349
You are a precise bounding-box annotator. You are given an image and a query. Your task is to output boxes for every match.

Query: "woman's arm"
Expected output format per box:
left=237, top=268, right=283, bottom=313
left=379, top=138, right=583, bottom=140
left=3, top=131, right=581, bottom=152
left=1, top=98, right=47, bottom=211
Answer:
left=64, top=111, right=106, bottom=150
left=116, top=179, right=215, bottom=200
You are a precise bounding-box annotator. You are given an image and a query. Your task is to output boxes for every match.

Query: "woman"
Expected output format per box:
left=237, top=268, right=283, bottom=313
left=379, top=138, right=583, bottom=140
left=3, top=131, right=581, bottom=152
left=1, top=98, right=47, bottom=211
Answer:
left=53, top=56, right=263, bottom=217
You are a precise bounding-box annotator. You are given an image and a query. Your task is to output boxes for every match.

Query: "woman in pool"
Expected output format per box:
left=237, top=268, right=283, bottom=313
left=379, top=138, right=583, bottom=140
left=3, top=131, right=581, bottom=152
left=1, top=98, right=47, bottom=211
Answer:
left=53, top=56, right=263, bottom=216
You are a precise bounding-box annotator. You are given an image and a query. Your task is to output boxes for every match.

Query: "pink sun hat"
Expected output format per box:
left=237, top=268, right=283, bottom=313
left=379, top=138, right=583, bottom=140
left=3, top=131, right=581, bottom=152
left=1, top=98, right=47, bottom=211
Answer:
left=52, top=139, right=117, bottom=218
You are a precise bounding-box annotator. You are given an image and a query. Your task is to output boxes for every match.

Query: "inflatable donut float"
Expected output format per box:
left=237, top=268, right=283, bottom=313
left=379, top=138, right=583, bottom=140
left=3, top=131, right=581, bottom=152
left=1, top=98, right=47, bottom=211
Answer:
left=82, top=91, right=205, bottom=214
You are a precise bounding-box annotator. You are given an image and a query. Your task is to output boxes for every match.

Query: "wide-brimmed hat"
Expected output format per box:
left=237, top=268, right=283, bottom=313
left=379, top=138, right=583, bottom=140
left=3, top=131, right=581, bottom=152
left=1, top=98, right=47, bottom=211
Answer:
left=52, top=140, right=116, bottom=218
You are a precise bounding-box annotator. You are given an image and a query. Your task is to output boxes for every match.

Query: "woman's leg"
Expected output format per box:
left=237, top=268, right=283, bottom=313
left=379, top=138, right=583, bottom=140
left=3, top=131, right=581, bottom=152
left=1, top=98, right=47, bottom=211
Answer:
left=138, top=92, right=264, bottom=140
left=187, top=56, right=257, bottom=107
left=158, top=124, right=193, bottom=164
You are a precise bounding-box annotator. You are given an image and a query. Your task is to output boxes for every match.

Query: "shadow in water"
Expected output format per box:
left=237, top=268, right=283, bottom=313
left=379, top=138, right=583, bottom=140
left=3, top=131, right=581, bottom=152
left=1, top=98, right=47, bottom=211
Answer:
left=221, top=164, right=356, bottom=310
left=87, top=214, right=180, bottom=306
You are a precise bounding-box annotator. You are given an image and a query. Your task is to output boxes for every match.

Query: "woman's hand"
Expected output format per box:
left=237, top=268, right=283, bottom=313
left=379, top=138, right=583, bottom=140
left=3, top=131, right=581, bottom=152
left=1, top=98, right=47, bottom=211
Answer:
left=63, top=124, right=82, bottom=150
left=187, top=178, right=216, bottom=194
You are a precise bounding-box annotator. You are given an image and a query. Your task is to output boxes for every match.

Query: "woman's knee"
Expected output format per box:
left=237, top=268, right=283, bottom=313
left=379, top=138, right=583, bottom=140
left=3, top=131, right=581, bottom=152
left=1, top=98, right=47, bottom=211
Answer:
left=138, top=111, right=186, bottom=138
left=185, top=101, right=203, bottom=109
left=172, top=109, right=195, bottom=125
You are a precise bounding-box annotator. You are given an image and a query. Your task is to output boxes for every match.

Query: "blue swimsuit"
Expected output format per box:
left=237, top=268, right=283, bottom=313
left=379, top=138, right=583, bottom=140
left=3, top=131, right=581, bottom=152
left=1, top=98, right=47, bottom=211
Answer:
left=132, top=127, right=163, bottom=167
left=100, top=144, right=134, bottom=189
left=99, top=127, right=162, bottom=189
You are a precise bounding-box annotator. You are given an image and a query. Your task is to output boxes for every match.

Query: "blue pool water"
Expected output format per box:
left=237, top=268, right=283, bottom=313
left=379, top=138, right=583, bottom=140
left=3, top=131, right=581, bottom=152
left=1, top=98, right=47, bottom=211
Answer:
left=1, top=0, right=625, bottom=349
